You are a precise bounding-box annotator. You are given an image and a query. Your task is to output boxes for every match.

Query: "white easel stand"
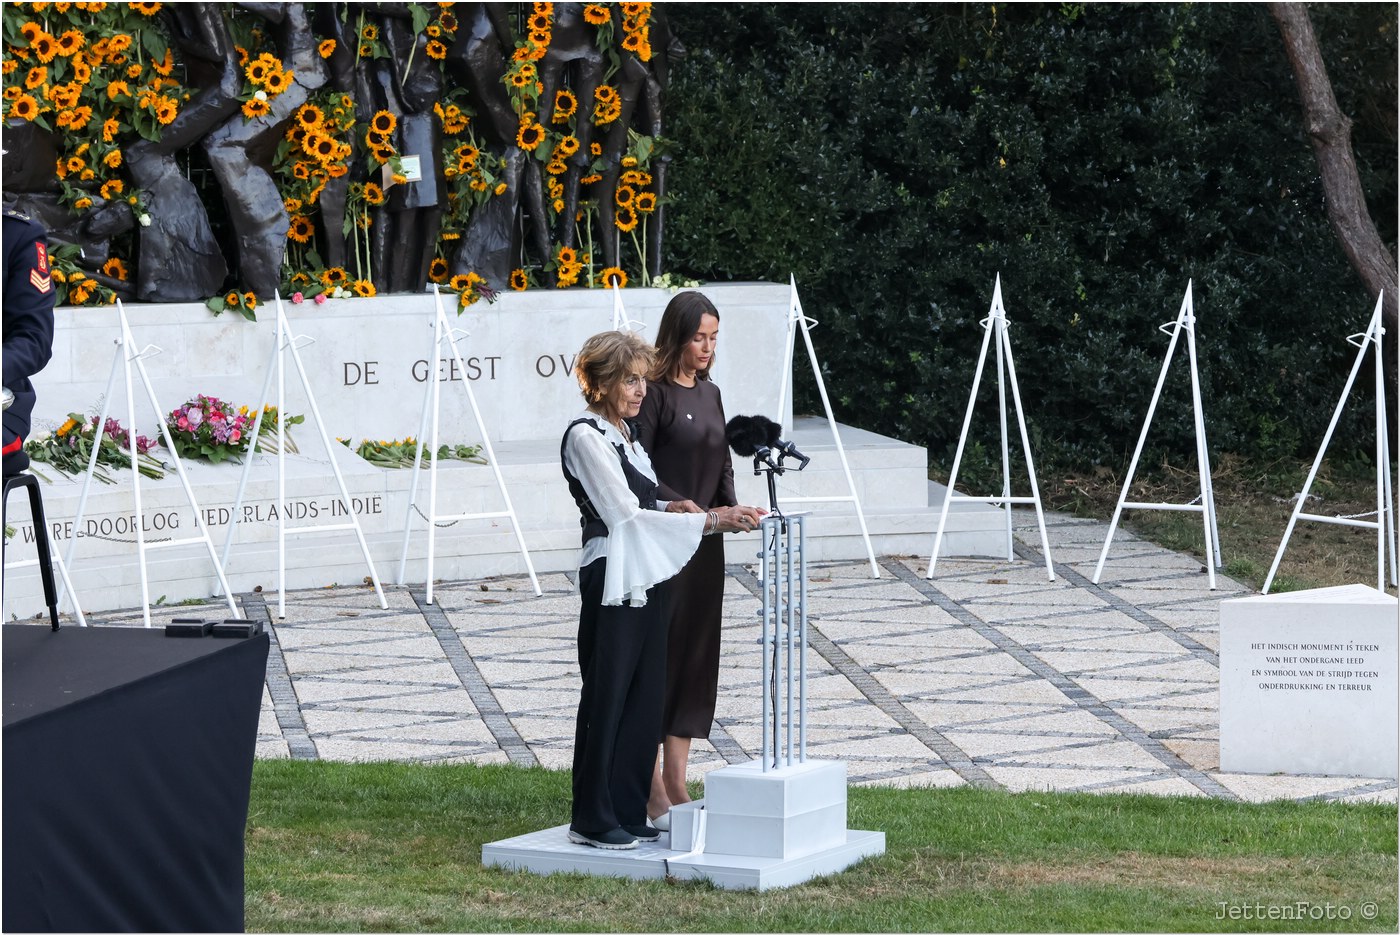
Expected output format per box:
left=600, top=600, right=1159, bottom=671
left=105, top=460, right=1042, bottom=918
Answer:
left=1263, top=293, right=1397, bottom=594
left=223, top=294, right=388, bottom=618
left=1093, top=280, right=1222, bottom=588
left=609, top=280, right=646, bottom=333
left=927, top=274, right=1054, bottom=580
left=774, top=276, right=879, bottom=577
left=396, top=286, right=541, bottom=603
left=64, top=302, right=240, bottom=627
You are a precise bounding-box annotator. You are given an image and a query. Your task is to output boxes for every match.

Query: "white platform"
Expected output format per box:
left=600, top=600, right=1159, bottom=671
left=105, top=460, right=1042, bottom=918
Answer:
left=1219, top=584, right=1398, bottom=780
left=483, top=759, right=885, bottom=890
left=481, top=823, right=885, bottom=891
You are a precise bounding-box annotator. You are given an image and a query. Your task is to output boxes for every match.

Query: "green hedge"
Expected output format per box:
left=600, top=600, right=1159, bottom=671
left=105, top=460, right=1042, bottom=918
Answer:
left=662, top=3, right=1397, bottom=470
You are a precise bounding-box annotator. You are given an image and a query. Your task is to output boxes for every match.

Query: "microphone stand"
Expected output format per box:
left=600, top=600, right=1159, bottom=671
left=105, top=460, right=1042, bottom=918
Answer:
left=750, top=451, right=809, bottom=770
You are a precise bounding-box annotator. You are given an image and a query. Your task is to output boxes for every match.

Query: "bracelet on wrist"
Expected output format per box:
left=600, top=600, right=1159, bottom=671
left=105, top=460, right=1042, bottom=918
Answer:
left=707, top=511, right=718, bottom=535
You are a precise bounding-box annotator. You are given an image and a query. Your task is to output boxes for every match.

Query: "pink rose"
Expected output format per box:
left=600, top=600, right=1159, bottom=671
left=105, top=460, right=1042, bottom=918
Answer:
left=314, top=293, right=327, bottom=305
left=291, top=292, right=304, bottom=304
left=229, top=430, right=241, bottom=443
left=178, top=417, right=189, bottom=430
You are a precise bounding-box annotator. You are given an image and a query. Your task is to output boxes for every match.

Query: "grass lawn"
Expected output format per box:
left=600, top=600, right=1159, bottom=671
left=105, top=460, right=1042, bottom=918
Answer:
left=245, top=760, right=1397, bottom=933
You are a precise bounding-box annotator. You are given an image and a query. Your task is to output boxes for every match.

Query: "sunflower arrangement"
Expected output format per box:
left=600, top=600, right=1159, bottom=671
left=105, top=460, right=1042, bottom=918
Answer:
left=2, top=1, right=672, bottom=310
left=275, top=91, right=356, bottom=283
left=1, top=1, right=171, bottom=304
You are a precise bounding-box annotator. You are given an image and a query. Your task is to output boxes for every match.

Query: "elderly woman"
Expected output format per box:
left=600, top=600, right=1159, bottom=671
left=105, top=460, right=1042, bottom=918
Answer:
left=562, top=330, right=763, bottom=850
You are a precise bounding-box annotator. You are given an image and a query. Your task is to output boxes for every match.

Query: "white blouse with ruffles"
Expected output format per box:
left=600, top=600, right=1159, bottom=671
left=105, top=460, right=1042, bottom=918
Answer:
left=562, top=412, right=705, bottom=607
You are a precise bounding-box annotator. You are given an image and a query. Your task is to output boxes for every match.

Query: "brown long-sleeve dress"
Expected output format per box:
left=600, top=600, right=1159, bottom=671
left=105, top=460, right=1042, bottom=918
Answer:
left=634, top=377, right=737, bottom=739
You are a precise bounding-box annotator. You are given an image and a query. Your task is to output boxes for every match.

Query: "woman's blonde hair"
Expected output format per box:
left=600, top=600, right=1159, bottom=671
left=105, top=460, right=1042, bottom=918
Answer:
left=574, top=330, right=656, bottom=405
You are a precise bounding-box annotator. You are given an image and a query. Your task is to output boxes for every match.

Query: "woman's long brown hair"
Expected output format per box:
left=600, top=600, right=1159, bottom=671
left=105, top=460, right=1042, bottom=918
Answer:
left=649, top=291, right=720, bottom=383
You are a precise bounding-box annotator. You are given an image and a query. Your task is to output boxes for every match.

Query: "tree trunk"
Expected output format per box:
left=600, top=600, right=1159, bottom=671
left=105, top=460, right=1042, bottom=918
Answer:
left=1269, top=2, right=1397, bottom=446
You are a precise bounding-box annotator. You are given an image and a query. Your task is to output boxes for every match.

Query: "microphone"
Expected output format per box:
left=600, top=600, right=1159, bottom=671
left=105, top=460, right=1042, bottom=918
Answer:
left=726, top=415, right=810, bottom=469
left=726, top=414, right=777, bottom=468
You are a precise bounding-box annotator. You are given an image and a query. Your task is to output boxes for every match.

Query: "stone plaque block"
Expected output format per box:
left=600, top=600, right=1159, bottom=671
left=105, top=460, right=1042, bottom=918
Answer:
left=1219, top=584, right=1397, bottom=780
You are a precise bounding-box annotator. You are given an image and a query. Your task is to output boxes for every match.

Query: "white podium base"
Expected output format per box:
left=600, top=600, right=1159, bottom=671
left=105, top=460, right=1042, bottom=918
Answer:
left=482, top=758, right=885, bottom=890
left=481, top=824, right=885, bottom=891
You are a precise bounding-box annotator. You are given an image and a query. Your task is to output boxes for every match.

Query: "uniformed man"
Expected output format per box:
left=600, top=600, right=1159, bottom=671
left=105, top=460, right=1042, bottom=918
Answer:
left=3, top=207, right=56, bottom=476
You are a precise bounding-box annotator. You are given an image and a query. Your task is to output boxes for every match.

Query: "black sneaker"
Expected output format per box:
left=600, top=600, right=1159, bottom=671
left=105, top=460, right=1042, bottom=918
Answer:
left=622, top=823, right=662, bottom=842
left=566, top=826, right=638, bottom=849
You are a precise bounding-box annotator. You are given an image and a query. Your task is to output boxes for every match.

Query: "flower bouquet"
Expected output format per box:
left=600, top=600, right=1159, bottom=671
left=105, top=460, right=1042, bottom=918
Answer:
left=251, top=405, right=305, bottom=455
left=165, top=395, right=253, bottom=464
left=344, top=437, right=486, bottom=468
left=25, top=413, right=166, bottom=483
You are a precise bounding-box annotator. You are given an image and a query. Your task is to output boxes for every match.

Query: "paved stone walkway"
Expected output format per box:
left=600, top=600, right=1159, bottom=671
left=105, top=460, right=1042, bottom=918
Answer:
left=107, top=511, right=1398, bottom=804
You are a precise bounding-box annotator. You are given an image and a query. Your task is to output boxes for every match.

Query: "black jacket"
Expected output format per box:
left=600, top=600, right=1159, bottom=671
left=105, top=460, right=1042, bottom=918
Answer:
left=3, top=209, right=56, bottom=456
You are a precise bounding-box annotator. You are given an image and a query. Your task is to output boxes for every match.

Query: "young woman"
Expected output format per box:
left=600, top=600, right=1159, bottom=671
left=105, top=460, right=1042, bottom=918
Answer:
left=634, top=292, right=765, bottom=827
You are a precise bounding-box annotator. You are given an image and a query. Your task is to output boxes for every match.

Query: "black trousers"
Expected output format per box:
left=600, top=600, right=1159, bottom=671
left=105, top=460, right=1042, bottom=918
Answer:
left=571, top=558, right=668, bottom=833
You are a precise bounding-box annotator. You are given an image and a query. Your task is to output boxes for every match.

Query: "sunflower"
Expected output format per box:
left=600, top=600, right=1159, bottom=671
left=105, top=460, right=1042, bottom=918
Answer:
left=100, top=178, right=124, bottom=199
left=528, top=12, right=550, bottom=33
left=126, top=62, right=142, bottom=79
left=580, top=173, right=602, bottom=186
left=359, top=43, right=373, bottom=58
left=284, top=196, right=303, bottom=213
left=440, top=10, right=458, bottom=30
left=508, top=70, right=531, bottom=89
left=287, top=216, right=315, bottom=243
left=102, top=257, right=129, bottom=280
left=55, top=30, right=84, bottom=56
left=101, top=117, right=119, bottom=142
left=546, top=158, right=566, bottom=176
left=510, top=269, right=528, bottom=291
left=540, top=95, right=574, bottom=130
left=494, top=181, right=508, bottom=196
left=9, top=94, right=40, bottom=121
left=20, top=21, right=41, bottom=43
left=24, top=66, right=46, bottom=89
left=242, top=97, right=270, bottom=119
left=295, top=103, right=323, bottom=129
left=593, top=99, right=621, bottom=124
left=360, top=23, right=379, bottom=41
left=428, top=257, right=449, bottom=282
left=594, top=84, right=617, bottom=104
left=102, top=148, right=122, bottom=168
left=308, top=132, right=338, bottom=163
left=556, top=245, right=577, bottom=266
left=516, top=121, right=545, bottom=152
left=31, top=32, right=58, bottom=64
left=634, top=191, right=656, bottom=213
left=320, top=267, right=349, bottom=285
left=621, top=30, right=642, bottom=53
left=243, top=292, right=258, bottom=310
left=598, top=266, right=627, bottom=289
left=264, top=68, right=293, bottom=95
left=614, top=205, right=638, bottom=232
left=318, top=38, right=336, bottom=58
left=129, top=2, right=162, bottom=14
left=245, top=59, right=270, bottom=85
left=152, top=47, right=174, bottom=76
left=426, top=39, right=446, bottom=60
left=583, top=4, right=610, bottom=25
left=354, top=182, right=382, bottom=207
left=370, top=109, right=396, bottom=134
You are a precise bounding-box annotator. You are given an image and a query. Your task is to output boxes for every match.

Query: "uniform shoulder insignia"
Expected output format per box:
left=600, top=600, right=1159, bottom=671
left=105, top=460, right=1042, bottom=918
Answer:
left=4, top=208, right=32, bottom=221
